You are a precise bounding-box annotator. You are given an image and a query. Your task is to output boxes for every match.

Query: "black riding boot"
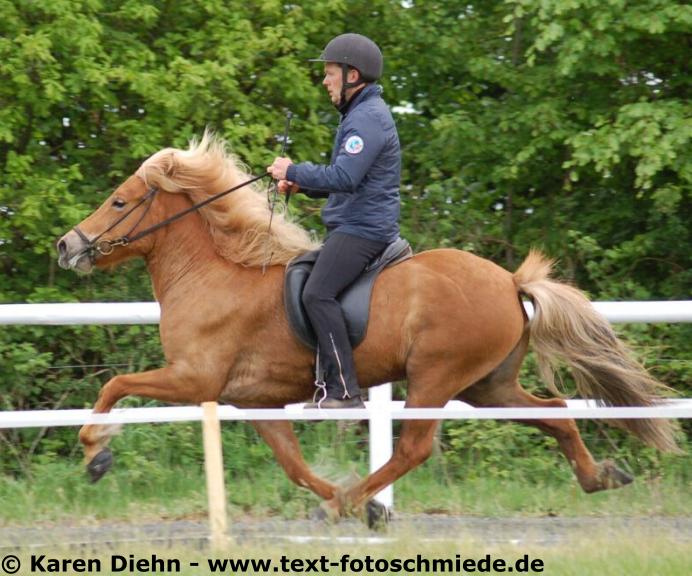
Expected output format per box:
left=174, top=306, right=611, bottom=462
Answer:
left=305, top=337, right=366, bottom=409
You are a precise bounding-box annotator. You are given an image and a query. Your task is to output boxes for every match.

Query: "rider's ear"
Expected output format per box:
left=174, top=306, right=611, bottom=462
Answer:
left=348, top=67, right=361, bottom=84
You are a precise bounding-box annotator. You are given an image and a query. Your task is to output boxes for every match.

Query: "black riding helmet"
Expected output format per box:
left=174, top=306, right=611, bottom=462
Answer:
left=309, top=33, right=383, bottom=110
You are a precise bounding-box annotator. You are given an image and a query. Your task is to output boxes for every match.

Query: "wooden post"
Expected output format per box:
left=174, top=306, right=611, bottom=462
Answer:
left=202, top=401, right=229, bottom=550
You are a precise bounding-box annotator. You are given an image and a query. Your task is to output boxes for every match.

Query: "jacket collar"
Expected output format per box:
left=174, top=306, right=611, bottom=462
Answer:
left=339, top=83, right=382, bottom=116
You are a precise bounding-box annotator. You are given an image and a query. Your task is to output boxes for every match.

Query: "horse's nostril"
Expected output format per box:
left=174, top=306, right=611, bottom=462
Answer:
left=57, top=240, right=67, bottom=255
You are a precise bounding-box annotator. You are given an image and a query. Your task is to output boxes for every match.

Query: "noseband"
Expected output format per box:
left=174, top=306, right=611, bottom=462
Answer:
left=73, top=186, right=159, bottom=262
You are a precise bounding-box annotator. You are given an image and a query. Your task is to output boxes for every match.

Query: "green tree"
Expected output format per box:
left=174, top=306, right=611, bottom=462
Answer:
left=0, top=0, right=688, bottom=480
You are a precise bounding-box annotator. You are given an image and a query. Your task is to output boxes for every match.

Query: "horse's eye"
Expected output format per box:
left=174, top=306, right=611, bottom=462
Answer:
left=112, top=199, right=126, bottom=210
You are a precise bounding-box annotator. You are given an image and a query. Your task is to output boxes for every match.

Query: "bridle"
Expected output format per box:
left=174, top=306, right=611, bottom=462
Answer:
left=72, top=186, right=158, bottom=260
left=72, top=173, right=271, bottom=263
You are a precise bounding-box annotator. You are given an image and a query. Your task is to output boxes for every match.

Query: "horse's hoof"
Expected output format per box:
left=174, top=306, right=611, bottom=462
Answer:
left=87, top=448, right=113, bottom=483
left=366, top=499, right=391, bottom=531
left=589, top=460, right=633, bottom=492
left=310, top=506, right=329, bottom=523
left=311, top=500, right=340, bottom=524
left=602, top=460, right=633, bottom=488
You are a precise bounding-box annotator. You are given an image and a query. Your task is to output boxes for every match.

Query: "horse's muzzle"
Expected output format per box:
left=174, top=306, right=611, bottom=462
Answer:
left=57, top=239, right=68, bottom=258
left=56, top=230, right=94, bottom=273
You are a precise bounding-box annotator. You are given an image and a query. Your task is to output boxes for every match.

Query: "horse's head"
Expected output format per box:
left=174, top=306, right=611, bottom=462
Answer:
left=58, top=132, right=318, bottom=274
left=57, top=175, right=158, bottom=273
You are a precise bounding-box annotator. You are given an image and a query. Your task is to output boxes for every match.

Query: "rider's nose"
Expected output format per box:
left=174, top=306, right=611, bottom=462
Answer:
left=57, top=239, right=67, bottom=256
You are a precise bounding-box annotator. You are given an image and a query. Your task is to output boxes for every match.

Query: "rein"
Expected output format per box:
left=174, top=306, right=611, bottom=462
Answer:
left=74, top=172, right=271, bottom=261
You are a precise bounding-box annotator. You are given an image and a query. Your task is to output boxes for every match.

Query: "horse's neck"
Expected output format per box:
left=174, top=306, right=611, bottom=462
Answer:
left=144, top=194, right=286, bottom=338
left=145, top=196, right=241, bottom=304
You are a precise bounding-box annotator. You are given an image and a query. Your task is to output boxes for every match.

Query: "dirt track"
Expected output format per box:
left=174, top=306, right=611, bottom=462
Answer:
left=1, top=514, right=690, bottom=551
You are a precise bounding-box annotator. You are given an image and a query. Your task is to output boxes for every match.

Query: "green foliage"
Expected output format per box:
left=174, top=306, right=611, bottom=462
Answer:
left=0, top=0, right=689, bottom=500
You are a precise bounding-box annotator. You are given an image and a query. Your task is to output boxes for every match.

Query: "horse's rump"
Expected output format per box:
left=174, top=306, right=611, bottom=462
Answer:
left=358, top=248, right=527, bottom=391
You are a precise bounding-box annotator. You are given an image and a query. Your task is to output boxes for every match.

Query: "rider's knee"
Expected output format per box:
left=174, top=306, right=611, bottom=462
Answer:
left=301, top=285, right=327, bottom=309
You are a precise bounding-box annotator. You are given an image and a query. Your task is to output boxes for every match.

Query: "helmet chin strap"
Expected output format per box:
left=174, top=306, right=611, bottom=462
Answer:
left=337, top=63, right=366, bottom=112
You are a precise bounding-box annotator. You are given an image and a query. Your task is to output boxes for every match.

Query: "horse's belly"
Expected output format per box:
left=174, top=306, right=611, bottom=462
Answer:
left=218, top=355, right=314, bottom=408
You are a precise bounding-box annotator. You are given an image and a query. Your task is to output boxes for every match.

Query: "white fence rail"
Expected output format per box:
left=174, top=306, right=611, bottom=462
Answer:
left=1, top=400, right=691, bottom=430
left=2, top=300, right=692, bottom=325
left=1, top=301, right=690, bottom=514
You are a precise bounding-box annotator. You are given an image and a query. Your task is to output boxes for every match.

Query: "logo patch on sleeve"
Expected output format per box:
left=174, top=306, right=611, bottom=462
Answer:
left=344, top=135, right=364, bottom=155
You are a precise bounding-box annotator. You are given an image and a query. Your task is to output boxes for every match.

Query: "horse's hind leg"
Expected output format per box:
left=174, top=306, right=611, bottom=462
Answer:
left=319, top=316, right=526, bottom=525
left=461, top=387, right=633, bottom=492
left=320, top=363, right=473, bottom=524
left=459, top=333, right=633, bottom=493
left=252, top=421, right=339, bottom=501
left=330, top=417, right=440, bottom=524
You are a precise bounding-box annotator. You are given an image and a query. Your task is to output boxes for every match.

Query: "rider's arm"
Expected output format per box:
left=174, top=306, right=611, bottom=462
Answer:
left=286, top=118, right=385, bottom=194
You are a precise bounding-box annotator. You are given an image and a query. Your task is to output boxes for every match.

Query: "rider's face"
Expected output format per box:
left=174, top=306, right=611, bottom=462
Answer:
left=323, top=63, right=343, bottom=106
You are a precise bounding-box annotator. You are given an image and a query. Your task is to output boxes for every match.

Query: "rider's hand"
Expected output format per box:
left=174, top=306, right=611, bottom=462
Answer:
left=278, top=180, right=300, bottom=195
left=267, top=156, right=293, bottom=180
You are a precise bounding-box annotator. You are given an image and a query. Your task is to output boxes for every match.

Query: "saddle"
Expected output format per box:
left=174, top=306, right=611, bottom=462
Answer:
left=284, top=237, right=413, bottom=350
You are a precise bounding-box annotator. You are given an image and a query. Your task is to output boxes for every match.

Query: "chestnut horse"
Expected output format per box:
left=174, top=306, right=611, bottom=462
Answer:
left=57, top=133, right=677, bottom=525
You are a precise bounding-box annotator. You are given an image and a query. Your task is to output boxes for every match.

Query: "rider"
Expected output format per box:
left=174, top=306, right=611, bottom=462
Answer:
left=267, top=33, right=401, bottom=409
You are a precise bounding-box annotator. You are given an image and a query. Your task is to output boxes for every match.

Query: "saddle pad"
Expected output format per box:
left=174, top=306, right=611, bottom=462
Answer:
left=284, top=237, right=412, bottom=350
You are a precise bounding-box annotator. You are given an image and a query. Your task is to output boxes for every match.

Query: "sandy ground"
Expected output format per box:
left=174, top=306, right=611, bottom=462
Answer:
left=1, top=514, right=690, bottom=551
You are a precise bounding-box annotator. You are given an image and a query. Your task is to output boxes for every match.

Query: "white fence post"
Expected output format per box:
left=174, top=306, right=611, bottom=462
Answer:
left=368, top=383, right=393, bottom=508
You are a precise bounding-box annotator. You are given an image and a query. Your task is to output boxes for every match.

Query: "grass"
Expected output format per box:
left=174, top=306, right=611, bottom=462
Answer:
left=0, top=452, right=690, bottom=526
left=1, top=427, right=689, bottom=575
left=396, top=463, right=692, bottom=517
left=1, top=419, right=688, bottom=526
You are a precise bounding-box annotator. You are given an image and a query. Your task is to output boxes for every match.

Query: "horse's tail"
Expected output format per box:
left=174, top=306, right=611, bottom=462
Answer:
left=513, top=250, right=679, bottom=452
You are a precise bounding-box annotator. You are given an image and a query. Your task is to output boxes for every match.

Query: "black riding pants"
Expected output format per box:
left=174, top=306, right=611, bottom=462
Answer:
left=302, top=232, right=387, bottom=398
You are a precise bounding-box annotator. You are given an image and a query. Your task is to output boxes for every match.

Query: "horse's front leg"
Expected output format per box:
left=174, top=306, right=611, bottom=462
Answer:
left=80, top=365, right=212, bottom=482
left=252, top=420, right=339, bottom=501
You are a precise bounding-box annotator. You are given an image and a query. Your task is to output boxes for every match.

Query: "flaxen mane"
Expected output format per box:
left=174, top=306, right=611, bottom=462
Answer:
left=135, top=131, right=319, bottom=266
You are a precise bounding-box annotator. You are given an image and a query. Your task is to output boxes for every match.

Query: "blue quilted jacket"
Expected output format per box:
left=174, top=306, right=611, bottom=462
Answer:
left=286, top=84, right=401, bottom=243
